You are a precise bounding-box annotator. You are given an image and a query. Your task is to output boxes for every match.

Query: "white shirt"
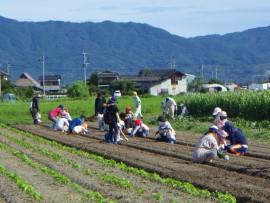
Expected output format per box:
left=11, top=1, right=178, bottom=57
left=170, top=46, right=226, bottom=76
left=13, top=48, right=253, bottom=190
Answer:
left=194, top=133, right=218, bottom=150
left=134, top=96, right=141, bottom=108
left=158, top=121, right=176, bottom=140
left=164, top=97, right=177, bottom=108
left=55, top=118, right=69, bottom=131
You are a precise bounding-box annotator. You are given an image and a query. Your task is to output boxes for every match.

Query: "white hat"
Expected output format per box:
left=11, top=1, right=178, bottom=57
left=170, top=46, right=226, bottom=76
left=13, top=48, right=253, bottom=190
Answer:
left=208, top=125, right=219, bottom=132
left=212, top=107, right=222, bottom=116
left=219, top=111, right=227, bottom=118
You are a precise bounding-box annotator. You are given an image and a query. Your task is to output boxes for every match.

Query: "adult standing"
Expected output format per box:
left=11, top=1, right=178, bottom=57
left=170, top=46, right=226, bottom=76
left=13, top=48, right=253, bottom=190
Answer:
left=104, top=97, right=120, bottom=144
left=30, top=94, right=41, bottom=124
left=133, top=91, right=143, bottom=119
left=162, top=97, right=177, bottom=119
left=95, top=92, right=106, bottom=130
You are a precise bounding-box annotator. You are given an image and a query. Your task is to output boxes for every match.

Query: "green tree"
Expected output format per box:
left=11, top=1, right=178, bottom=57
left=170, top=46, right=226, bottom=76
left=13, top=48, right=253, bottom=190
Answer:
left=111, top=80, right=136, bottom=95
left=88, top=72, right=99, bottom=86
left=187, top=77, right=205, bottom=93
left=67, top=81, right=89, bottom=98
left=14, top=87, right=34, bottom=99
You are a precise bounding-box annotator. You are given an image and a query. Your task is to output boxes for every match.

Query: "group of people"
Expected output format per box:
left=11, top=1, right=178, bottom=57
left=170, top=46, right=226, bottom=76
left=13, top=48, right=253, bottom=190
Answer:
left=48, top=104, right=89, bottom=134
left=192, top=107, right=249, bottom=163
left=29, top=93, right=249, bottom=164
left=95, top=92, right=176, bottom=144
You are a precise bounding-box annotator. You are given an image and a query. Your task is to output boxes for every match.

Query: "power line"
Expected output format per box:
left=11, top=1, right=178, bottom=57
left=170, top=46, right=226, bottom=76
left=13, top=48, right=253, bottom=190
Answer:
left=81, top=50, right=89, bottom=87
left=38, top=56, right=47, bottom=96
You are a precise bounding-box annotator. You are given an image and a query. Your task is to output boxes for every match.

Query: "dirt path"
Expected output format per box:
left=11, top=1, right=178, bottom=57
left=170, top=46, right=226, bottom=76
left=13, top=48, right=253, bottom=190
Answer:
left=14, top=124, right=270, bottom=202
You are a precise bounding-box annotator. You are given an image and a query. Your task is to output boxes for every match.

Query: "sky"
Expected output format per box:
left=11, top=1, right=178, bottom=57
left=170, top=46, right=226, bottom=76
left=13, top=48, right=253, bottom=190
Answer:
left=0, top=0, right=270, bottom=37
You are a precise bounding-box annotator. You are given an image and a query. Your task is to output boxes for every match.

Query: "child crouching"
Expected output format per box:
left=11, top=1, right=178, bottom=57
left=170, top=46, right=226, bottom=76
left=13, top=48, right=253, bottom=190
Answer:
left=131, top=119, right=149, bottom=137
left=155, top=116, right=176, bottom=144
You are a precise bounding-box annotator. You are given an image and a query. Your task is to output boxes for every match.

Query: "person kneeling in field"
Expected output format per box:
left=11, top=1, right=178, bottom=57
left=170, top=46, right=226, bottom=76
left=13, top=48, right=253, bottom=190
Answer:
left=68, top=115, right=86, bottom=133
left=193, top=125, right=229, bottom=163
left=222, top=122, right=248, bottom=156
left=131, top=119, right=149, bottom=137
left=155, top=116, right=176, bottom=144
left=54, top=116, right=69, bottom=132
left=72, top=122, right=89, bottom=134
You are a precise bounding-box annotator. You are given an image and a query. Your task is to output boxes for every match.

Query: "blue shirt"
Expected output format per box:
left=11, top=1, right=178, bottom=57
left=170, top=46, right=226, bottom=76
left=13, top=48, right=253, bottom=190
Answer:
left=69, top=118, right=83, bottom=132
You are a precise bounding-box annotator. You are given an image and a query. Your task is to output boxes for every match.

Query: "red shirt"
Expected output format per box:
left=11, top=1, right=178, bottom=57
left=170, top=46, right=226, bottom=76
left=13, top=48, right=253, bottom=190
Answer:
left=49, top=107, right=63, bottom=117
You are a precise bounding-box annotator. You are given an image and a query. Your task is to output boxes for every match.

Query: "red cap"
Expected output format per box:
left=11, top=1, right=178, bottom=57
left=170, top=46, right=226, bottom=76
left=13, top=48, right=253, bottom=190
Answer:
left=134, top=119, right=142, bottom=126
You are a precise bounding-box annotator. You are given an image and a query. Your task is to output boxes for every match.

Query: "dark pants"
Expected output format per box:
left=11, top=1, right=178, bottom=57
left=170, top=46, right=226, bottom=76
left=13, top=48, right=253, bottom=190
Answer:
left=156, top=133, right=175, bottom=144
left=30, top=108, right=38, bottom=124
left=107, top=122, right=119, bottom=144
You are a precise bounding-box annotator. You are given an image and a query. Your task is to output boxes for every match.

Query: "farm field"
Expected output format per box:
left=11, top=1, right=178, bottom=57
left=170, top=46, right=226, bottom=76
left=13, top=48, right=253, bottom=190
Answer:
left=0, top=124, right=234, bottom=203
left=2, top=123, right=269, bottom=202
left=1, top=92, right=270, bottom=202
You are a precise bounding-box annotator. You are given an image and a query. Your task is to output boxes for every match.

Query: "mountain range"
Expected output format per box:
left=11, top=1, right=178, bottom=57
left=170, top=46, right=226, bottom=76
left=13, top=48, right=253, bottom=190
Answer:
left=0, top=16, right=270, bottom=84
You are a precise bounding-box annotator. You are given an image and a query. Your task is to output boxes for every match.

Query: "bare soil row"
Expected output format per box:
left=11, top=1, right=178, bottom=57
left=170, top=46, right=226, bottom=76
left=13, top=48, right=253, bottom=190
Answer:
left=14, top=124, right=270, bottom=203
left=0, top=126, right=216, bottom=203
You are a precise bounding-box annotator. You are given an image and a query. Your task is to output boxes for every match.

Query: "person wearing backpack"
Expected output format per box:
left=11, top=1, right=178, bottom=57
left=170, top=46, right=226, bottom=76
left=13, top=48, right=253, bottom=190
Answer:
left=104, top=97, right=120, bottom=144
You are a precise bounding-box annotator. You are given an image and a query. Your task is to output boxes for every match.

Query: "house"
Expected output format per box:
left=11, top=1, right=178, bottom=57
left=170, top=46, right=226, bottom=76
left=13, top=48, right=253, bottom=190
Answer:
left=225, top=83, right=240, bottom=92
left=121, top=69, right=188, bottom=96
left=203, top=84, right=228, bottom=92
left=248, top=83, right=270, bottom=91
left=15, top=73, right=41, bottom=90
left=38, top=75, right=61, bottom=92
left=97, top=71, right=119, bottom=87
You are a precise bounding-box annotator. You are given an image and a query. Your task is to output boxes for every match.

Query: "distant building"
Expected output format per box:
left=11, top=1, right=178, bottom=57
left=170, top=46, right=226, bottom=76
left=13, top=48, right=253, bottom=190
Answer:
left=15, top=73, right=41, bottom=90
left=38, top=75, right=61, bottom=92
left=97, top=71, right=119, bottom=87
left=203, top=84, right=228, bottom=92
left=225, top=83, right=240, bottom=92
left=249, top=83, right=270, bottom=91
left=121, top=69, right=188, bottom=96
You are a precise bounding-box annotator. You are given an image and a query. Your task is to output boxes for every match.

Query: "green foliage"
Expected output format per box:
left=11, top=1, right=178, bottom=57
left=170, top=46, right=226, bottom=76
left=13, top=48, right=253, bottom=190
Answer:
left=0, top=164, right=43, bottom=200
left=176, top=91, right=270, bottom=121
left=88, top=72, right=99, bottom=86
left=111, top=80, right=136, bottom=95
left=100, top=174, right=132, bottom=189
left=187, top=77, right=205, bottom=93
left=67, top=81, right=89, bottom=98
left=14, top=87, right=34, bottom=99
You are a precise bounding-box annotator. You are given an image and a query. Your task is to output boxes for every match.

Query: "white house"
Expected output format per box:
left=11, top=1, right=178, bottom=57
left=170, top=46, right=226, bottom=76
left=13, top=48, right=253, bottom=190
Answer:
left=121, top=69, right=188, bottom=96
left=149, top=77, right=187, bottom=96
left=249, top=83, right=270, bottom=91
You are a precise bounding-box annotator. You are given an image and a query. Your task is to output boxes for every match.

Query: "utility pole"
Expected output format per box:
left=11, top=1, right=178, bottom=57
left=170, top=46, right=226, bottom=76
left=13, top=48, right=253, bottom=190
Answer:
left=81, top=50, right=89, bottom=87
left=215, top=67, right=218, bottom=80
left=6, top=63, right=10, bottom=74
left=39, top=56, right=46, bottom=96
left=201, top=64, right=204, bottom=82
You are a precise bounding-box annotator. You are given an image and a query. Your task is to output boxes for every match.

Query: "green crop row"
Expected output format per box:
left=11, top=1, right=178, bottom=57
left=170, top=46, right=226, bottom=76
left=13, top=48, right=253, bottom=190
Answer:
left=100, top=173, right=132, bottom=189
left=1, top=125, right=236, bottom=203
left=176, top=91, right=270, bottom=121
left=0, top=141, right=112, bottom=203
left=0, top=164, right=43, bottom=201
left=0, top=131, right=133, bottom=191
